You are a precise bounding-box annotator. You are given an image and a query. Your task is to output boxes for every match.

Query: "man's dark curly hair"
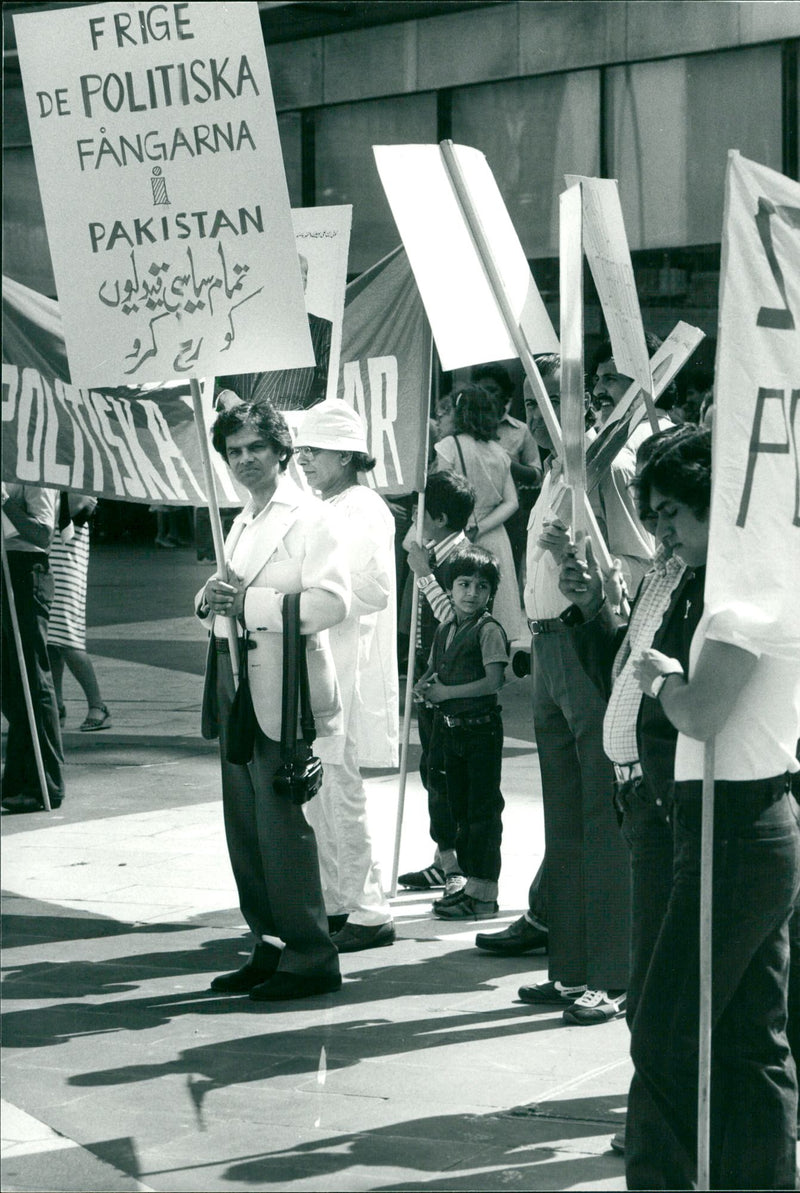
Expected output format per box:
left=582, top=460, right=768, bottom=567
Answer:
left=634, top=425, right=712, bottom=520
left=211, top=399, right=293, bottom=469
left=451, top=384, right=499, bottom=442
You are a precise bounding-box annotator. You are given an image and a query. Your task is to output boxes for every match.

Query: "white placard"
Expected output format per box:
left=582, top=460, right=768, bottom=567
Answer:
left=705, top=151, right=800, bottom=659
left=374, top=143, right=558, bottom=371
left=14, top=0, right=313, bottom=388
left=566, top=174, right=651, bottom=395
left=559, top=183, right=586, bottom=497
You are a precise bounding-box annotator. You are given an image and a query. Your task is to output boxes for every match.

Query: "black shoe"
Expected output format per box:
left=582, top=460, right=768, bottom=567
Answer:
left=1, top=792, right=62, bottom=814
left=249, top=970, right=342, bottom=1001
left=475, top=914, right=548, bottom=955
left=330, top=921, right=395, bottom=953
left=327, top=914, right=349, bottom=934
left=397, top=865, right=445, bottom=890
left=210, top=943, right=281, bottom=993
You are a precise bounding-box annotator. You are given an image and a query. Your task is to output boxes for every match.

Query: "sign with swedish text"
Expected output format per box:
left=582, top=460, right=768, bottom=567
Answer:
left=13, top=1, right=312, bottom=389
left=706, top=152, right=800, bottom=659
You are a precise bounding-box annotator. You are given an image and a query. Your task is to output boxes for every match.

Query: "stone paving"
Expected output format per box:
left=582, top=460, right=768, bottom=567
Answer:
left=2, top=543, right=629, bottom=1191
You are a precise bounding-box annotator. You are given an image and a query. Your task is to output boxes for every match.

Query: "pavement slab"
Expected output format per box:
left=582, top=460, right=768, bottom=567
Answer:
left=3, top=544, right=628, bottom=1191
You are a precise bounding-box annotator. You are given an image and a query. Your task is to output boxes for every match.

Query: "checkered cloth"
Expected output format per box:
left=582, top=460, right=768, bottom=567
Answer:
left=603, top=553, right=685, bottom=763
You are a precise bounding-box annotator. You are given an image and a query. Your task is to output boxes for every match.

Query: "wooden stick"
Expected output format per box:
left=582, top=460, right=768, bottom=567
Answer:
left=439, top=140, right=614, bottom=574
left=1, top=526, right=51, bottom=811
left=697, top=737, right=716, bottom=1190
left=390, top=491, right=426, bottom=898
left=189, top=377, right=240, bottom=685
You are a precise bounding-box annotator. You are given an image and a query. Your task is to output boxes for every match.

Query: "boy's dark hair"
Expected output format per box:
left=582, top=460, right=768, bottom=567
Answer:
left=211, top=399, right=293, bottom=469
left=634, top=425, right=712, bottom=521
left=451, top=384, right=499, bottom=442
left=425, top=470, right=475, bottom=532
left=445, top=544, right=501, bottom=598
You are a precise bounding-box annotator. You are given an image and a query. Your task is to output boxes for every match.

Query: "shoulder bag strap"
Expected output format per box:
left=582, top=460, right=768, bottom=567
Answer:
left=280, top=594, right=300, bottom=762
left=453, top=434, right=468, bottom=477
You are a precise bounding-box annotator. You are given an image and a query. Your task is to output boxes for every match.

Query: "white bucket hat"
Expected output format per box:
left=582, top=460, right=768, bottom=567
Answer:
left=297, top=400, right=369, bottom=454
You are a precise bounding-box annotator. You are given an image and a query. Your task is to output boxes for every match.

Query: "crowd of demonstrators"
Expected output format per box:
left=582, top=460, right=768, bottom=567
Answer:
left=295, top=401, right=398, bottom=954
left=432, top=384, right=524, bottom=642
left=1, top=483, right=65, bottom=814
left=398, top=469, right=475, bottom=895
left=197, top=399, right=348, bottom=1003
left=413, top=545, right=509, bottom=921
left=48, top=492, right=110, bottom=734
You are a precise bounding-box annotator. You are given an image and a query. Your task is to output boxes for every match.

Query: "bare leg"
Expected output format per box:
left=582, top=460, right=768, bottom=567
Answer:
left=59, top=646, right=103, bottom=712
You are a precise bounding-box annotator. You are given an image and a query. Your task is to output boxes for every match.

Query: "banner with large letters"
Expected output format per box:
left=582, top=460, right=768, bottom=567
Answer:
left=337, top=246, right=430, bottom=496
left=2, top=276, right=240, bottom=505
left=705, top=152, right=800, bottom=658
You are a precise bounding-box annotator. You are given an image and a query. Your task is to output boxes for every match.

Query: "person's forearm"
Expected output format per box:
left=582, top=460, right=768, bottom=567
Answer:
left=1, top=498, right=52, bottom=549
left=510, top=460, right=541, bottom=486
left=476, top=496, right=518, bottom=535
left=437, top=675, right=500, bottom=700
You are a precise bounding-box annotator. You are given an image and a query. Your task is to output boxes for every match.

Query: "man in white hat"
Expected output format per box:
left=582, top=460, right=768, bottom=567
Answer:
left=295, top=401, right=398, bottom=951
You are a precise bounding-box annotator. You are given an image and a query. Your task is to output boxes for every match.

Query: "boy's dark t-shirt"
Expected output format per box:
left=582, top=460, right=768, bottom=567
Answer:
left=429, top=610, right=508, bottom=717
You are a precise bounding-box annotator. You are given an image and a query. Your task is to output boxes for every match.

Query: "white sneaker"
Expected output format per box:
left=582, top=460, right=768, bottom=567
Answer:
left=444, top=874, right=467, bottom=898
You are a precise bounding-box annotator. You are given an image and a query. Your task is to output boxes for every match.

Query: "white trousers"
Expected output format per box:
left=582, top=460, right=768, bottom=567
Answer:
left=305, top=732, right=392, bottom=926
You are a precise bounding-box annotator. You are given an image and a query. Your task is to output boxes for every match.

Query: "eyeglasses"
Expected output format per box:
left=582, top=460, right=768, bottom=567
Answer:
left=295, top=446, right=323, bottom=458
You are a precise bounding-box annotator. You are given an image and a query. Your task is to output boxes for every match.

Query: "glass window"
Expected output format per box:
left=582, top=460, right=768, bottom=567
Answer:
left=315, top=93, right=437, bottom=274
left=452, top=71, right=601, bottom=259
left=277, top=112, right=303, bottom=207
left=607, top=45, right=782, bottom=249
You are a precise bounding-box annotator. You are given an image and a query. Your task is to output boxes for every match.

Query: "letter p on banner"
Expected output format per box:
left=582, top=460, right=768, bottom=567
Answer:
left=706, top=152, right=800, bottom=659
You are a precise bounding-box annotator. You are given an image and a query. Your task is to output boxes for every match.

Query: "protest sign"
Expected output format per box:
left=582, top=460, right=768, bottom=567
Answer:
left=337, top=246, right=430, bottom=495
left=566, top=174, right=652, bottom=398
left=14, top=0, right=312, bottom=388
left=229, top=205, right=351, bottom=411
left=374, top=143, right=558, bottom=371
left=705, top=151, right=800, bottom=658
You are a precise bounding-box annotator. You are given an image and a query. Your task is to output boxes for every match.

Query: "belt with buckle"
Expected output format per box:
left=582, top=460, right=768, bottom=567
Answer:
left=613, top=761, right=643, bottom=783
left=441, top=711, right=500, bottom=729
left=528, top=617, right=568, bottom=635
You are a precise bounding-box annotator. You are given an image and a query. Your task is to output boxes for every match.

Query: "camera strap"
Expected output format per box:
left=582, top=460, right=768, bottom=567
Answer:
left=280, top=592, right=317, bottom=764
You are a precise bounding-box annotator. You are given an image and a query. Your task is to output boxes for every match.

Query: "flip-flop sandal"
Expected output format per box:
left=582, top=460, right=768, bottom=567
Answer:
left=80, top=704, right=111, bottom=732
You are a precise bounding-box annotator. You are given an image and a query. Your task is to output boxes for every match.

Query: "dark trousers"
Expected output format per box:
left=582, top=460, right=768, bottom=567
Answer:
left=417, top=701, right=458, bottom=856
left=618, top=777, right=675, bottom=1027
left=532, top=631, right=630, bottom=988
left=628, top=784, right=800, bottom=1190
left=441, top=712, right=504, bottom=882
left=216, top=653, right=339, bottom=978
left=1, top=553, right=64, bottom=805
left=527, top=856, right=549, bottom=926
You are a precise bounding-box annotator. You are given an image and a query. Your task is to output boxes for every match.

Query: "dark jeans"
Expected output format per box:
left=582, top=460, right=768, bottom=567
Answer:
left=1, top=553, right=64, bottom=805
left=618, top=776, right=674, bottom=1027
left=532, top=631, right=630, bottom=988
left=441, top=711, right=504, bottom=883
left=418, top=701, right=458, bottom=856
left=628, top=782, right=800, bottom=1190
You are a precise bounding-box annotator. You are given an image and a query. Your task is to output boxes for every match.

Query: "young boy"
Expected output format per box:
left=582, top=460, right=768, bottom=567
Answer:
left=414, top=545, right=508, bottom=920
left=398, top=471, right=476, bottom=894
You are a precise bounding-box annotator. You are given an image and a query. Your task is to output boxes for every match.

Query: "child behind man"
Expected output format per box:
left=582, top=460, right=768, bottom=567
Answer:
left=398, top=470, right=476, bottom=894
left=414, top=545, right=508, bottom=920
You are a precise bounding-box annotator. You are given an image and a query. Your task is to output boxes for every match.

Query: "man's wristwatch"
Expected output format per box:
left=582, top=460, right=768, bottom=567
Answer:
left=649, top=661, right=684, bottom=699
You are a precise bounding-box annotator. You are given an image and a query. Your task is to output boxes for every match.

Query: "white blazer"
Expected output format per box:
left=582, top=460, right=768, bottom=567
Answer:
left=197, top=476, right=351, bottom=743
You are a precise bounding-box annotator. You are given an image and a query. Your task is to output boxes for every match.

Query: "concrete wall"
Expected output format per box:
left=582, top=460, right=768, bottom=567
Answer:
left=268, top=0, right=800, bottom=111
